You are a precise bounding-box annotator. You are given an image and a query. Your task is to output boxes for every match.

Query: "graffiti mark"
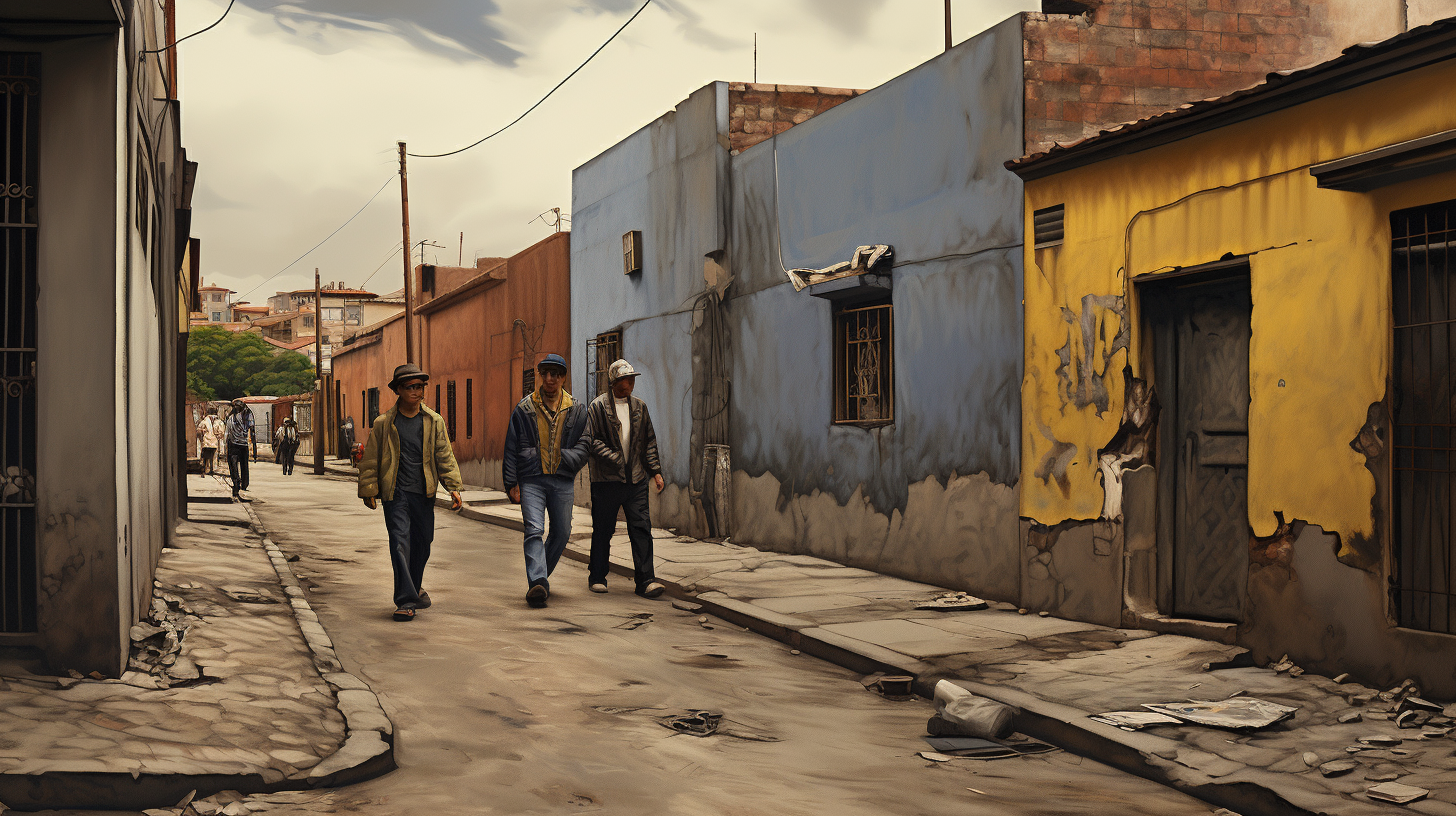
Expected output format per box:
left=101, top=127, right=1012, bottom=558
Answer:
left=1053, top=295, right=1130, bottom=417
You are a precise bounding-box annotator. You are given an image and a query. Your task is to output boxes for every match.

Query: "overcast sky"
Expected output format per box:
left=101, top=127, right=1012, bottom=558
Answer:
left=178, top=0, right=1037, bottom=303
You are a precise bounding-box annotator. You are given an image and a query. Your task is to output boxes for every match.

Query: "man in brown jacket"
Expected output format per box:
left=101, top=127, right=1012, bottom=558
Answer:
left=358, top=363, right=463, bottom=621
left=584, top=359, right=665, bottom=598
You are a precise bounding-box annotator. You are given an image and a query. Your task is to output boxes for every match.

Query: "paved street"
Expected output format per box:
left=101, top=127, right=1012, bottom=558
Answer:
left=236, top=465, right=1214, bottom=816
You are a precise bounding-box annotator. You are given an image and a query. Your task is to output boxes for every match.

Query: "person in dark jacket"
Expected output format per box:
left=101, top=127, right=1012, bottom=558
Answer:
left=503, top=353, right=589, bottom=608
left=584, top=359, right=665, bottom=598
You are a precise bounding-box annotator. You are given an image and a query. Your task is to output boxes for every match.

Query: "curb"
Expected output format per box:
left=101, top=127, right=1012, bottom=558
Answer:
left=239, top=500, right=398, bottom=790
left=441, top=497, right=1359, bottom=816
left=0, top=500, right=398, bottom=812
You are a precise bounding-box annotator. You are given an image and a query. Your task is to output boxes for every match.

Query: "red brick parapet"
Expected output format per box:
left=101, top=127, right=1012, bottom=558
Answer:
left=728, top=83, right=867, bottom=154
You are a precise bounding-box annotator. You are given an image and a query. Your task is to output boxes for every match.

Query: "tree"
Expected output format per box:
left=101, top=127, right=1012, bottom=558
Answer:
left=187, top=326, right=315, bottom=400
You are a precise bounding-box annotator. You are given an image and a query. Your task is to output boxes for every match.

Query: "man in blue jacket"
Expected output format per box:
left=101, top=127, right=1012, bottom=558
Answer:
left=504, top=353, right=589, bottom=608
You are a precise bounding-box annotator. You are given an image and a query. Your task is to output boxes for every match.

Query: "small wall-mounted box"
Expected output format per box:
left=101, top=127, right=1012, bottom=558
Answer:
left=623, top=230, right=643, bottom=275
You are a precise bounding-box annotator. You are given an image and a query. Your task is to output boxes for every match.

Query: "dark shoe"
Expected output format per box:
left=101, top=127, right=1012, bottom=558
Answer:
left=393, top=608, right=415, bottom=621
left=526, top=584, right=548, bottom=608
left=639, top=581, right=665, bottom=599
left=416, top=590, right=432, bottom=609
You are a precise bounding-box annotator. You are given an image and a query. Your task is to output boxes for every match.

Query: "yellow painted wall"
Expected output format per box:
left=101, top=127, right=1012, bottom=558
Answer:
left=1021, top=58, right=1456, bottom=546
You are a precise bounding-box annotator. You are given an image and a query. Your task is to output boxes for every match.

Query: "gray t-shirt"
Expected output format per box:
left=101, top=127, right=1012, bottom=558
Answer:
left=393, top=411, right=426, bottom=495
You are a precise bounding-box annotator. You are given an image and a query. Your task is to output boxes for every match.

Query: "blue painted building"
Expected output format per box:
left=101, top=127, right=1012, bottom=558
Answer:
left=571, top=17, right=1024, bottom=600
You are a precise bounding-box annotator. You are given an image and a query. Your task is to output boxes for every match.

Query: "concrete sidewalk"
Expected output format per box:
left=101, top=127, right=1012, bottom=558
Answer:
left=437, top=485, right=1456, bottom=816
left=0, top=475, right=394, bottom=811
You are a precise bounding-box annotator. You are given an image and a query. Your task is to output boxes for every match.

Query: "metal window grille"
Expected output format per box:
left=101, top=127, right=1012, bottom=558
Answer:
left=586, top=331, right=622, bottom=398
left=0, top=54, right=38, bottom=634
left=522, top=368, right=534, bottom=398
left=295, top=402, right=312, bottom=433
left=1033, top=204, right=1065, bottom=249
left=446, top=380, right=457, bottom=442
left=1393, top=199, right=1456, bottom=634
left=435, top=384, right=441, bottom=413
left=366, top=387, right=380, bottom=427
left=465, top=379, right=472, bottom=439
left=833, top=301, right=893, bottom=426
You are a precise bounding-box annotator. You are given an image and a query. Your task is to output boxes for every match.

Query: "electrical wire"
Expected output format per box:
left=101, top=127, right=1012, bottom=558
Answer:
left=235, top=174, right=398, bottom=302
left=144, top=0, right=237, bottom=53
left=408, top=0, right=653, bottom=158
left=358, top=241, right=405, bottom=290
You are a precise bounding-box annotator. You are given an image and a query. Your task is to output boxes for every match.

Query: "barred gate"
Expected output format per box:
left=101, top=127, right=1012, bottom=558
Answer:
left=0, top=55, right=39, bottom=634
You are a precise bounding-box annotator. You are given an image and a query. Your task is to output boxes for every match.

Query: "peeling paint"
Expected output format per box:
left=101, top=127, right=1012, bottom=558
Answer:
left=1096, top=369, right=1160, bottom=520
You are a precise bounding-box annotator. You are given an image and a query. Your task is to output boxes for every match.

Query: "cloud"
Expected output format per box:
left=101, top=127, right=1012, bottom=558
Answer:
left=235, top=0, right=524, bottom=64
left=801, top=0, right=890, bottom=38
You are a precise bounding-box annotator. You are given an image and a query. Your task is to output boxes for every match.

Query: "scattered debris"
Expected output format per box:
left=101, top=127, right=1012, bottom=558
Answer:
left=1201, top=652, right=1256, bottom=672
left=914, top=592, right=988, bottom=612
left=1365, top=770, right=1401, bottom=783
left=1017, top=608, right=1029, bottom=615
left=1333, top=673, right=1350, bottom=684
left=921, top=735, right=1055, bottom=759
left=1141, top=698, right=1297, bottom=730
left=789, top=649, right=800, bottom=656
left=919, top=751, right=954, bottom=762
left=613, top=612, right=652, bottom=630
left=1421, top=726, right=1452, bottom=739
left=1367, top=782, right=1428, bottom=804
left=933, top=680, right=1014, bottom=739
left=966, top=787, right=987, bottom=795
left=1301, top=752, right=1319, bottom=767
left=1359, top=736, right=1402, bottom=747
left=1268, top=655, right=1295, bottom=673
left=1288, top=667, right=1305, bottom=678
left=671, top=599, right=702, bottom=612
left=1397, top=696, right=1442, bottom=714
left=1319, top=759, right=1357, bottom=777
left=660, top=710, right=721, bottom=737
left=1089, top=711, right=1182, bottom=731
left=1037, top=610, right=1050, bottom=617
left=1338, top=711, right=1363, bottom=724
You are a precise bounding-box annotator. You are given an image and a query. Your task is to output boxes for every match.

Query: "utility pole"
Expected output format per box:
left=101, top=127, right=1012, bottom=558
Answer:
left=945, top=0, right=952, bottom=52
left=398, top=141, right=415, bottom=364
left=312, top=267, right=324, bottom=475
left=459, top=231, right=464, bottom=267
left=753, top=33, right=757, bottom=84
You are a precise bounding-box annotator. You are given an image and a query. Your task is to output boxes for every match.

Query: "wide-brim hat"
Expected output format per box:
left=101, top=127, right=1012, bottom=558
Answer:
left=607, top=359, right=639, bottom=383
left=389, top=363, right=430, bottom=392
left=536, top=353, right=568, bottom=374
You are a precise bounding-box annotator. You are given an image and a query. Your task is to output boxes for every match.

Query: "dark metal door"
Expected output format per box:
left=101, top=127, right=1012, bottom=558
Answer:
left=0, top=54, right=39, bottom=633
left=1170, top=278, right=1251, bottom=622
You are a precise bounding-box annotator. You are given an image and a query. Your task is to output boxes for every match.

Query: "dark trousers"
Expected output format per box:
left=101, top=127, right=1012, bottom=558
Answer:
left=588, top=480, right=655, bottom=592
left=280, top=442, right=297, bottom=475
left=227, top=443, right=249, bottom=493
left=383, top=490, right=434, bottom=608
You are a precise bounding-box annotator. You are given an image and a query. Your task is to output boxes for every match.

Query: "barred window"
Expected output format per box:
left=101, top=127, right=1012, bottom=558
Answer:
left=522, top=367, right=535, bottom=398
left=587, top=330, right=622, bottom=398
left=446, top=380, right=457, bottom=442
left=833, top=299, right=893, bottom=426
left=465, top=379, right=473, bottom=439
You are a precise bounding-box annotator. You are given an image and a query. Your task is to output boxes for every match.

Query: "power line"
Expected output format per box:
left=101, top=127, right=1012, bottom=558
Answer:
left=408, top=0, right=653, bottom=159
left=358, top=241, right=405, bottom=290
left=235, top=174, right=398, bottom=301
left=144, top=0, right=237, bottom=53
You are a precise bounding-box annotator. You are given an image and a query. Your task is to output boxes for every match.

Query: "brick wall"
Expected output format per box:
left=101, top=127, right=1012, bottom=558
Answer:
left=728, top=83, right=866, bottom=155
left=1023, top=0, right=1400, bottom=154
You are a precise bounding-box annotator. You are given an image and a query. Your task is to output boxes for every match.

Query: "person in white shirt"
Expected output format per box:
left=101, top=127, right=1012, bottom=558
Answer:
left=583, top=359, right=665, bottom=598
left=197, top=407, right=225, bottom=475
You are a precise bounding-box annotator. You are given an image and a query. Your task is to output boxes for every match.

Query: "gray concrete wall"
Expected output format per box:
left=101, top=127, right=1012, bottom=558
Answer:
left=570, top=82, right=727, bottom=533
left=722, top=16, right=1026, bottom=601
left=32, top=33, right=125, bottom=674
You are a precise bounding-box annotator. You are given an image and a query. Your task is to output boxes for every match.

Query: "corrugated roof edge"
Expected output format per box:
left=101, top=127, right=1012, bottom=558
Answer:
left=1006, top=16, right=1456, bottom=180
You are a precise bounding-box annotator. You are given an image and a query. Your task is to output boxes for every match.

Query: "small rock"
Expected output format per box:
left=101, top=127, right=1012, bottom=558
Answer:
left=1365, top=770, right=1401, bottom=783
left=789, top=650, right=800, bottom=655
left=1302, top=751, right=1319, bottom=766
left=1339, top=711, right=1362, bottom=724
left=66, top=669, right=83, bottom=679
left=1396, top=711, right=1420, bottom=729
left=1333, top=673, right=1350, bottom=684
left=1320, top=759, right=1358, bottom=777
left=671, top=600, right=703, bottom=613
left=1288, top=667, right=1305, bottom=677
left=1037, top=610, right=1049, bottom=617
left=1359, top=736, right=1402, bottom=747
left=698, top=616, right=708, bottom=624
left=88, top=671, right=104, bottom=680
left=1017, top=608, right=1029, bottom=615
left=1398, top=696, right=1442, bottom=714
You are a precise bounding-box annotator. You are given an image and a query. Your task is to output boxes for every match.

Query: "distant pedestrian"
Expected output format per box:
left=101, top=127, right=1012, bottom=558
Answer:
left=503, top=353, right=588, bottom=608
left=197, top=407, right=224, bottom=475
left=357, top=363, right=463, bottom=622
left=584, top=360, right=666, bottom=598
left=225, top=400, right=255, bottom=500
left=274, top=418, right=300, bottom=475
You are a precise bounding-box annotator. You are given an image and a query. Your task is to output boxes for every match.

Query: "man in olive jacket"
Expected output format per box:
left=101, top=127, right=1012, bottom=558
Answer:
left=358, top=363, right=463, bottom=621
left=584, top=359, right=665, bottom=598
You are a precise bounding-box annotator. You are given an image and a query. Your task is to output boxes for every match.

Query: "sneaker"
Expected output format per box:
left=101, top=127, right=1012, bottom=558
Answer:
left=641, top=581, right=665, bottom=599
left=526, top=584, right=548, bottom=608
left=416, top=590, right=432, bottom=609
left=589, top=583, right=608, bottom=594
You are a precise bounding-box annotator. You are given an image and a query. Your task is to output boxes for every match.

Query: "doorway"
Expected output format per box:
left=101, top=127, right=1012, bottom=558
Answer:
left=1143, top=267, right=1252, bottom=622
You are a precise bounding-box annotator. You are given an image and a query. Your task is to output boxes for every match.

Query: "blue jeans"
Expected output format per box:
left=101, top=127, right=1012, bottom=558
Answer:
left=382, top=490, right=434, bottom=608
left=520, top=474, right=575, bottom=590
